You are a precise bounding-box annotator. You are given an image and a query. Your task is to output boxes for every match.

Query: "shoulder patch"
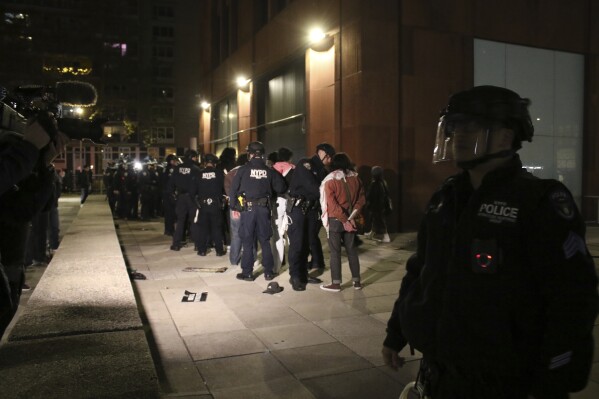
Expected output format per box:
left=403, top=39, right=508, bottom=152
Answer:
left=303, top=162, right=311, bottom=170
left=549, top=188, right=576, bottom=220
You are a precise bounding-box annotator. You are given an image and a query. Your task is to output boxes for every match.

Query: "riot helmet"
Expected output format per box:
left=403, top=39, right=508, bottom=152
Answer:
left=203, top=153, right=218, bottom=165
left=165, top=154, right=178, bottom=164
left=433, top=85, right=533, bottom=169
left=184, top=149, right=198, bottom=160
left=246, top=141, right=265, bottom=156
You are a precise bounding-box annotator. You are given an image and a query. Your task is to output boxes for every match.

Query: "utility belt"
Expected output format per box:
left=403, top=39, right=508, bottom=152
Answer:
left=243, top=197, right=270, bottom=211
left=198, top=196, right=223, bottom=209
left=286, top=196, right=319, bottom=215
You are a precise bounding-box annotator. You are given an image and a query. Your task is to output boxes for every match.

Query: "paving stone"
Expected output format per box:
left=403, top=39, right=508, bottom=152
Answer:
left=301, top=367, right=403, bottom=399
left=184, top=329, right=267, bottom=360
left=252, top=322, right=336, bottom=351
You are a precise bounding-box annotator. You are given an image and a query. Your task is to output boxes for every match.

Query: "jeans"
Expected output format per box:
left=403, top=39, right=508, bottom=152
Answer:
left=327, top=218, right=361, bottom=284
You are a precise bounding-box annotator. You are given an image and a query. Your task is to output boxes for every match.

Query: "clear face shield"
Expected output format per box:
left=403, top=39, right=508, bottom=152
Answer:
left=432, top=115, right=495, bottom=164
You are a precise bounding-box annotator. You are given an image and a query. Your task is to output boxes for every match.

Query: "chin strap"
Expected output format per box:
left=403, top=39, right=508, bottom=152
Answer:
left=457, top=150, right=515, bottom=170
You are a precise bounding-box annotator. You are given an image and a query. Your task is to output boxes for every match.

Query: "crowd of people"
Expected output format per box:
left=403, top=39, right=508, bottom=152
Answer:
left=101, top=141, right=394, bottom=293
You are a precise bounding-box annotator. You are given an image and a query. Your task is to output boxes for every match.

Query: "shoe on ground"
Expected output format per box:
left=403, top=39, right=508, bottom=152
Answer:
left=320, top=283, right=341, bottom=292
left=353, top=281, right=363, bottom=290
left=170, top=245, right=181, bottom=251
left=307, top=276, right=322, bottom=284
left=381, top=233, right=391, bottom=243
left=216, top=251, right=226, bottom=257
left=289, top=277, right=306, bottom=291
left=236, top=273, right=254, bottom=281
left=197, top=251, right=207, bottom=256
left=22, top=283, right=31, bottom=291
left=264, top=272, right=277, bottom=281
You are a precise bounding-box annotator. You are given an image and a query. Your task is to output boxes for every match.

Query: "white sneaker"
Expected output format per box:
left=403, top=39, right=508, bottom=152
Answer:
left=381, top=233, right=391, bottom=243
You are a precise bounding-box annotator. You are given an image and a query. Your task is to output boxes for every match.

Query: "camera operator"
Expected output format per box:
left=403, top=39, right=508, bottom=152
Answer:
left=1, top=117, right=67, bottom=339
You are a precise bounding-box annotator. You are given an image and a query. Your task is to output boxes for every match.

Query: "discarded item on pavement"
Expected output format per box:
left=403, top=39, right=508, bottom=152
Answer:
left=183, top=266, right=227, bottom=273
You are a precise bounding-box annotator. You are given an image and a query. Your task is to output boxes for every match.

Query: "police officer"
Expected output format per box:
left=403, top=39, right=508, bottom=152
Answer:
left=382, top=86, right=598, bottom=398
left=103, top=162, right=116, bottom=213
left=286, top=142, right=335, bottom=291
left=161, top=154, right=178, bottom=236
left=112, top=161, right=128, bottom=219
left=169, top=150, right=200, bottom=251
left=229, top=141, right=286, bottom=281
left=192, top=153, right=226, bottom=256
left=138, top=157, right=160, bottom=221
left=125, top=162, right=139, bottom=219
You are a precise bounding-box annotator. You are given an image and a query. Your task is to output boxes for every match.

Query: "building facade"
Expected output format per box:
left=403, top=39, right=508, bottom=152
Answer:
left=0, top=0, right=202, bottom=177
left=197, top=0, right=599, bottom=231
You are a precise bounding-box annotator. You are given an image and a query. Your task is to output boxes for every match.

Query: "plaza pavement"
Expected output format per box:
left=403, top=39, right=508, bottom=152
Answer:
left=15, top=195, right=599, bottom=398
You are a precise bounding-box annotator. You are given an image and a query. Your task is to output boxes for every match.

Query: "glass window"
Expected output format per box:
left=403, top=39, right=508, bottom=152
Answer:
left=212, top=96, right=239, bottom=154
left=474, top=39, right=584, bottom=206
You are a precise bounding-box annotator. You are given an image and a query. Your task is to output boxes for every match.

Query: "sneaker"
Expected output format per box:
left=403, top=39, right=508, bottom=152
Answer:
left=22, top=283, right=31, bottom=291
left=170, top=245, right=181, bottom=251
left=353, top=281, right=363, bottom=290
left=289, top=277, right=306, bottom=291
left=197, top=251, right=207, bottom=256
left=320, top=283, right=341, bottom=292
left=381, top=233, right=391, bottom=243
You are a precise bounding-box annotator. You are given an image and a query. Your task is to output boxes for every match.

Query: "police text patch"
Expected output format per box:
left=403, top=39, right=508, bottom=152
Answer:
left=250, top=169, right=268, bottom=179
left=477, top=201, right=519, bottom=224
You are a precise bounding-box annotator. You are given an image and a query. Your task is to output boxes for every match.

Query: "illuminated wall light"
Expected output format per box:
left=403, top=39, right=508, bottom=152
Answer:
left=200, top=101, right=210, bottom=110
left=107, top=133, right=112, bottom=138
left=236, top=76, right=251, bottom=88
left=309, top=27, right=326, bottom=44
left=74, top=107, right=84, bottom=115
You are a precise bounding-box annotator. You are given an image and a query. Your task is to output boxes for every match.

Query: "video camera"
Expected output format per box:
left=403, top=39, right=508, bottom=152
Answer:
left=0, top=80, right=104, bottom=143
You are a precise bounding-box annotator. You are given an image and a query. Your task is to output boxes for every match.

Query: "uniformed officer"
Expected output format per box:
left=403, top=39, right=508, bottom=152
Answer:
left=112, top=162, right=128, bottom=219
left=192, top=153, right=226, bottom=256
left=169, top=150, right=200, bottom=251
left=382, top=86, right=598, bottom=398
left=125, top=163, right=139, bottom=219
left=229, top=141, right=287, bottom=281
left=161, top=154, right=178, bottom=236
left=138, top=157, right=160, bottom=221
left=286, top=142, right=335, bottom=291
left=103, top=162, right=116, bottom=213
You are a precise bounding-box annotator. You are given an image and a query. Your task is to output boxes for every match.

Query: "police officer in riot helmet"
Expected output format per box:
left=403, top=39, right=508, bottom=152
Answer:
left=161, top=154, right=178, bottom=236
left=168, top=149, right=201, bottom=251
left=138, top=156, right=159, bottom=221
left=191, top=153, right=226, bottom=256
left=383, top=86, right=598, bottom=398
left=286, top=142, right=335, bottom=291
left=229, top=141, right=287, bottom=281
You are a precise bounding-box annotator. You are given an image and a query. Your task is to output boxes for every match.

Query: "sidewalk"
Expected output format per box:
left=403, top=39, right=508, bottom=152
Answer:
left=7, top=194, right=599, bottom=398
left=117, top=199, right=599, bottom=399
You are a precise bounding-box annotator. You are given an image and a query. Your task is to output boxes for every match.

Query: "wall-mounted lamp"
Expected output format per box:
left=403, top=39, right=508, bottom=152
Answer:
left=200, top=101, right=210, bottom=111
left=236, top=76, right=251, bottom=92
left=308, top=26, right=334, bottom=52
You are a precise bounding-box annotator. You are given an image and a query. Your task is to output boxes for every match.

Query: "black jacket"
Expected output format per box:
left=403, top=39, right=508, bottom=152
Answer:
left=385, top=155, right=598, bottom=398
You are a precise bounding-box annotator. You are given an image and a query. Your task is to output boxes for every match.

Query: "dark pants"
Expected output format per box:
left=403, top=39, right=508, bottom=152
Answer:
left=196, top=206, right=224, bottom=253
left=173, top=194, right=197, bottom=247
left=0, top=221, right=29, bottom=337
left=162, top=193, right=176, bottom=235
left=287, top=207, right=324, bottom=281
left=427, top=361, right=534, bottom=399
left=140, top=188, right=157, bottom=220
left=80, top=187, right=89, bottom=204
left=48, top=206, right=60, bottom=250
left=128, top=192, right=139, bottom=219
left=25, top=211, right=49, bottom=264
left=239, top=206, right=274, bottom=275
left=327, top=218, right=360, bottom=284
